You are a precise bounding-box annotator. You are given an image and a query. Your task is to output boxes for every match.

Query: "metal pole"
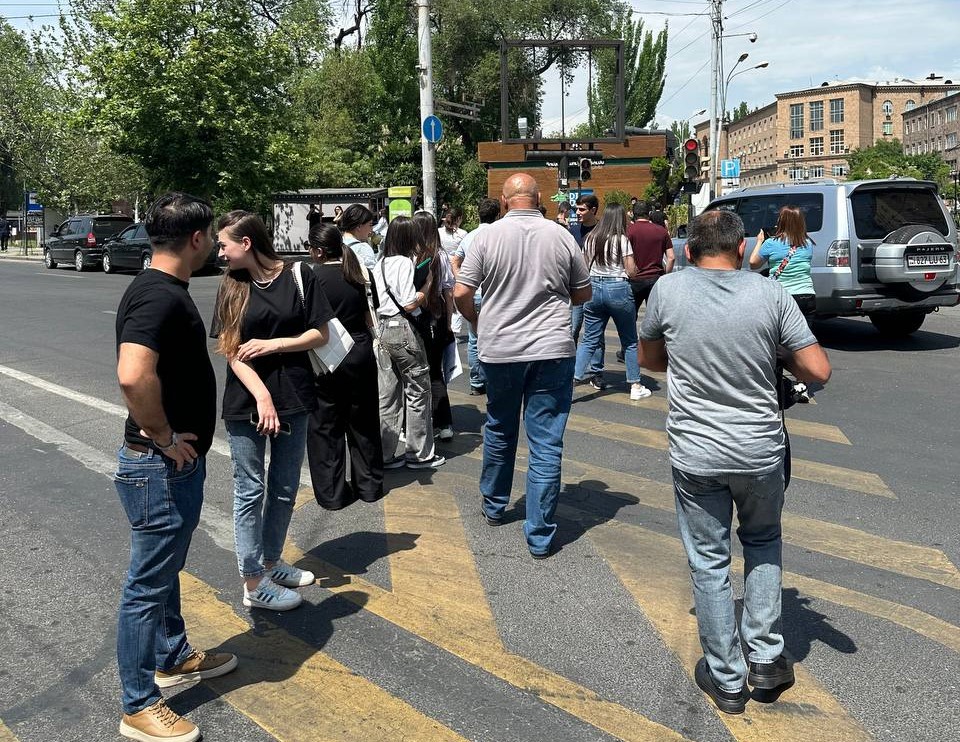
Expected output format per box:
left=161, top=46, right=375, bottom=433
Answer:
left=708, top=0, right=721, bottom=200
left=416, top=0, right=437, bottom=215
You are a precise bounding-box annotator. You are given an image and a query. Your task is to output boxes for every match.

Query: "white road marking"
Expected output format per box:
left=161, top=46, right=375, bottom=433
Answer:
left=0, top=399, right=236, bottom=550
left=103, top=310, right=117, bottom=315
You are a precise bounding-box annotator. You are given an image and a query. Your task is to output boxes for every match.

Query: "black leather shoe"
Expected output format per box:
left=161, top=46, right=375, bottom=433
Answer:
left=748, top=655, right=794, bottom=691
left=469, top=385, right=486, bottom=396
left=616, top=350, right=625, bottom=363
left=694, top=658, right=746, bottom=714
left=482, top=512, right=503, bottom=527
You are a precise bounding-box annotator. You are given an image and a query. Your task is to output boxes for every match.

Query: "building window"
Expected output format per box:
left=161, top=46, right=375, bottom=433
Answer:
left=832, top=164, right=847, bottom=177
left=830, top=129, right=845, bottom=154
left=790, top=103, right=804, bottom=139
left=883, top=121, right=893, bottom=136
left=882, top=100, right=893, bottom=117
left=948, top=132, right=958, bottom=148
left=788, top=166, right=804, bottom=181
left=810, top=166, right=824, bottom=178
left=829, top=98, right=844, bottom=123
left=790, top=144, right=804, bottom=158
left=810, top=137, right=824, bottom=156
left=905, top=100, right=916, bottom=111
left=947, top=106, right=958, bottom=123
left=810, top=101, right=824, bottom=131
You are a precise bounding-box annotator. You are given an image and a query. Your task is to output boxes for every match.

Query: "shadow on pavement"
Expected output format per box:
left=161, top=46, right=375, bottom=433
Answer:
left=812, top=317, right=959, bottom=352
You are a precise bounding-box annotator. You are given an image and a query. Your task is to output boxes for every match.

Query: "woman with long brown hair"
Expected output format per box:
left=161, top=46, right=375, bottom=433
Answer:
left=305, top=219, right=384, bottom=508
left=412, top=210, right=456, bottom=441
left=212, top=211, right=333, bottom=612
left=749, top=205, right=816, bottom=316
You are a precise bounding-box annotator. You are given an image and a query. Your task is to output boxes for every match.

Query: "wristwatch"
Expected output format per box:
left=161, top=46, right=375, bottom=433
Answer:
left=156, top=432, right=179, bottom=452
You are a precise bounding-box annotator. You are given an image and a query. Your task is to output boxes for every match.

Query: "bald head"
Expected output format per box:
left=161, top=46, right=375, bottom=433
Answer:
left=501, top=173, right=540, bottom=210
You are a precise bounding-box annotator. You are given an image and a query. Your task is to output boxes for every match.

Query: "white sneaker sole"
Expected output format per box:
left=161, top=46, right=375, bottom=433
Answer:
left=242, top=593, right=303, bottom=611
left=271, top=570, right=316, bottom=588
left=154, top=654, right=239, bottom=688
left=120, top=720, right=200, bottom=742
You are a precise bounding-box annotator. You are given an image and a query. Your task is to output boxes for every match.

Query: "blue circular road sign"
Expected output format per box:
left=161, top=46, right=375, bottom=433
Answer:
left=422, top=115, right=443, bottom=143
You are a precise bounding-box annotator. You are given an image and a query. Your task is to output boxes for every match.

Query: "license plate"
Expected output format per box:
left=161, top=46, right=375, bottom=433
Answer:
left=906, top=253, right=950, bottom=268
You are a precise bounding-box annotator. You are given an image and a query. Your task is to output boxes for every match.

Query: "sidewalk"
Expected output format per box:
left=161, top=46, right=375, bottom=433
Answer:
left=0, top=249, right=43, bottom=262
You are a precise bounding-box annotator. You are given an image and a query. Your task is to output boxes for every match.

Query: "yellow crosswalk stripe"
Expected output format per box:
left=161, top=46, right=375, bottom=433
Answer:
left=589, top=519, right=875, bottom=741
left=284, top=472, right=693, bottom=742
left=449, top=390, right=895, bottom=498
left=179, top=573, right=471, bottom=742
left=437, top=433, right=959, bottom=598
left=0, top=720, right=20, bottom=742
left=576, top=390, right=847, bottom=443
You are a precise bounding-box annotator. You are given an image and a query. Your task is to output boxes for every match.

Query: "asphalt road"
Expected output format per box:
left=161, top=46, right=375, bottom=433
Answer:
left=0, top=256, right=957, bottom=742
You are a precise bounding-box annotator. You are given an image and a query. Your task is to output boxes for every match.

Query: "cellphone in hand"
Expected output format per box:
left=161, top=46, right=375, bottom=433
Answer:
left=250, top=413, right=292, bottom=435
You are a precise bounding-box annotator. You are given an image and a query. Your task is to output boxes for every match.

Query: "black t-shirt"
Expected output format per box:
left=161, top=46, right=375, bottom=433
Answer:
left=116, top=270, right=217, bottom=455
left=211, top=264, right=334, bottom=420
left=309, top=263, right=370, bottom=336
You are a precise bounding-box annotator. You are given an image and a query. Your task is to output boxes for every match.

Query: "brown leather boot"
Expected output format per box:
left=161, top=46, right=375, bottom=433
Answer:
left=119, top=698, right=200, bottom=741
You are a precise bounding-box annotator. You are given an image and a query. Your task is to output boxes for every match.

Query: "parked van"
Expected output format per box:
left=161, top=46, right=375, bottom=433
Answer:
left=672, top=178, right=959, bottom=336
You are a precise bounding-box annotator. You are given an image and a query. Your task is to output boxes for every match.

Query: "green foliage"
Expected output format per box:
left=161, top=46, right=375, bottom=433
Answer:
left=68, top=0, right=304, bottom=211
left=846, top=139, right=950, bottom=189
left=588, top=15, right=668, bottom=135
left=730, top=101, right=750, bottom=122
left=602, top=189, right=632, bottom=210
left=665, top=203, right=687, bottom=236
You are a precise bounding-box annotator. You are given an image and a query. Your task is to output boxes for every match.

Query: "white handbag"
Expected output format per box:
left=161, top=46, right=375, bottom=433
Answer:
left=292, top=262, right=355, bottom=374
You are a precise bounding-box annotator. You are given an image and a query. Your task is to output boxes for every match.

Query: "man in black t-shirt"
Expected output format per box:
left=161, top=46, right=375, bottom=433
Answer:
left=113, top=192, right=235, bottom=742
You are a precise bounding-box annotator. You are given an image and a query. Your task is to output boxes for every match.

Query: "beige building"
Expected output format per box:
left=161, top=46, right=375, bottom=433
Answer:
left=694, top=78, right=960, bottom=190
left=902, top=91, right=960, bottom=175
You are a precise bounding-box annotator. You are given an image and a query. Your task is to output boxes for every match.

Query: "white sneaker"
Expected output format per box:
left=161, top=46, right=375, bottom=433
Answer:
left=630, top=383, right=652, bottom=400
left=268, top=560, right=315, bottom=588
left=243, top=575, right=302, bottom=611
left=437, top=427, right=454, bottom=441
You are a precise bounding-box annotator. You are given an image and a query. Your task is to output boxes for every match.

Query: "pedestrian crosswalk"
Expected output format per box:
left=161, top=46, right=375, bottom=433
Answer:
left=0, top=360, right=956, bottom=742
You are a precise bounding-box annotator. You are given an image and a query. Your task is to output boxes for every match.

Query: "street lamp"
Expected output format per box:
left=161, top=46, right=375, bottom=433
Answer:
left=711, top=57, right=769, bottom=195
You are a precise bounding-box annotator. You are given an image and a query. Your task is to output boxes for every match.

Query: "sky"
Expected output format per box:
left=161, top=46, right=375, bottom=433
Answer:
left=5, top=0, right=960, bottom=137
left=538, top=0, right=960, bottom=134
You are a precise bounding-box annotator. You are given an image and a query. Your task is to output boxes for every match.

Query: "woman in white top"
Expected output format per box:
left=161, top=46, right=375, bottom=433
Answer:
left=374, top=216, right=446, bottom=470
left=340, top=204, right=377, bottom=269
left=437, top=207, right=467, bottom=256
left=572, top=203, right=649, bottom=400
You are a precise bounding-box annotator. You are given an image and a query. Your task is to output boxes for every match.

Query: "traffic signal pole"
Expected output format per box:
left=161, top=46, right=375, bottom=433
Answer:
left=416, top=0, right=437, bottom=215
left=708, top=0, right=722, bottom=200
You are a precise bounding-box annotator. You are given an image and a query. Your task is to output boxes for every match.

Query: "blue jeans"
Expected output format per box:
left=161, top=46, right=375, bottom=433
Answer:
left=225, top=412, right=308, bottom=578
left=575, top=278, right=640, bottom=384
left=570, top=303, right=604, bottom=375
left=673, top=465, right=786, bottom=691
left=114, top=446, right=205, bottom=714
left=467, top=296, right=486, bottom=389
left=479, top=358, right=575, bottom=555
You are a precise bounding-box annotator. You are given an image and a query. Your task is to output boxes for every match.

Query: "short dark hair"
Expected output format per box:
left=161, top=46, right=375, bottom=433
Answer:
left=577, top=195, right=599, bottom=211
left=340, top=203, right=375, bottom=234
left=687, top=210, right=745, bottom=263
left=145, top=192, right=213, bottom=251
left=381, top=216, right=419, bottom=259
left=632, top=200, right=650, bottom=219
left=477, top=198, right=500, bottom=224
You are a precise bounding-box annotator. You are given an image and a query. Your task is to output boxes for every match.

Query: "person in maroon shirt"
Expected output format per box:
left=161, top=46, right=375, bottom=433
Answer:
left=626, top=200, right=675, bottom=317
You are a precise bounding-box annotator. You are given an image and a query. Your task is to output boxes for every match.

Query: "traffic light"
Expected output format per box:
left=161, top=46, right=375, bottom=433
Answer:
left=681, top=138, right=701, bottom=193
left=566, top=159, right=581, bottom=182
left=683, top=138, right=700, bottom=180
left=579, top=158, right=592, bottom=181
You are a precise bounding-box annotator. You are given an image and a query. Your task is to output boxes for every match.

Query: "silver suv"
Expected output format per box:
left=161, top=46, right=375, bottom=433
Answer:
left=676, top=178, right=958, bottom=337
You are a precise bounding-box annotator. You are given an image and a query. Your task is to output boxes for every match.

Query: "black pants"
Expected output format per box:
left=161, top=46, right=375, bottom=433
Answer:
left=628, top=277, right=660, bottom=317
left=0, top=235, right=8, bottom=250
left=791, top=293, right=816, bottom=317
left=426, top=320, right=453, bottom=430
left=307, top=335, right=384, bottom=509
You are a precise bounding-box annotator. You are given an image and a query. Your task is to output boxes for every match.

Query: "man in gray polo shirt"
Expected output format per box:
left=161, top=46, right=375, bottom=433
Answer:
left=639, top=209, right=831, bottom=713
left=454, top=173, right=591, bottom=559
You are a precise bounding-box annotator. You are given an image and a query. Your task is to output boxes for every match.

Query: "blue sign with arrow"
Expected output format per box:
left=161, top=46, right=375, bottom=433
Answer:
left=422, top=115, right=443, bottom=144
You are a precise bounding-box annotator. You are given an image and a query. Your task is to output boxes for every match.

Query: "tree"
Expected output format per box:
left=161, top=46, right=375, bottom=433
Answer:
left=846, top=139, right=950, bottom=189
left=587, top=15, right=668, bottom=135
left=730, top=101, right=750, bottom=122
left=67, top=0, right=305, bottom=211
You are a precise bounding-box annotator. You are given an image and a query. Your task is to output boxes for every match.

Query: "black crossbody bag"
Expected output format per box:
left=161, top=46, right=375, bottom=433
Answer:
left=379, top=262, right=434, bottom=342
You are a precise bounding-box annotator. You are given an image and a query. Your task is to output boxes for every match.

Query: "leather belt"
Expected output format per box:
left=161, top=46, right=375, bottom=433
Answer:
left=124, top=442, right=150, bottom=453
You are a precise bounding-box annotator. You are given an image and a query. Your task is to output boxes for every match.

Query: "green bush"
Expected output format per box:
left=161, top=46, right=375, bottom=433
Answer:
left=602, top=189, right=632, bottom=210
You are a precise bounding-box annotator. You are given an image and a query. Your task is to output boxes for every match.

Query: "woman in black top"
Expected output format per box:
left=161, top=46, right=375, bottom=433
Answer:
left=305, top=220, right=384, bottom=508
left=212, top=211, right=333, bottom=612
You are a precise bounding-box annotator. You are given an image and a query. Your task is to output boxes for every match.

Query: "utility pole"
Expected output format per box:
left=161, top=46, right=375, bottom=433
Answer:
left=708, top=0, right=722, bottom=201
left=416, top=0, right=437, bottom=215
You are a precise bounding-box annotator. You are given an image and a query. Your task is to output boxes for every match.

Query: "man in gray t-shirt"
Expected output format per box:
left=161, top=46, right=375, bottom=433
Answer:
left=640, top=209, right=831, bottom=714
left=455, top=173, right=591, bottom=559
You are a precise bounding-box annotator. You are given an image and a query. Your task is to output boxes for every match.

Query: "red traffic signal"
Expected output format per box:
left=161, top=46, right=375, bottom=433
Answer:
left=683, top=138, right=700, bottom=180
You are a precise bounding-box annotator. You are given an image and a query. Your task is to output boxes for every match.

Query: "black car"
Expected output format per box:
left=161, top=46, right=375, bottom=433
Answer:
left=101, top=221, right=221, bottom=274
left=44, top=214, right=134, bottom=271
